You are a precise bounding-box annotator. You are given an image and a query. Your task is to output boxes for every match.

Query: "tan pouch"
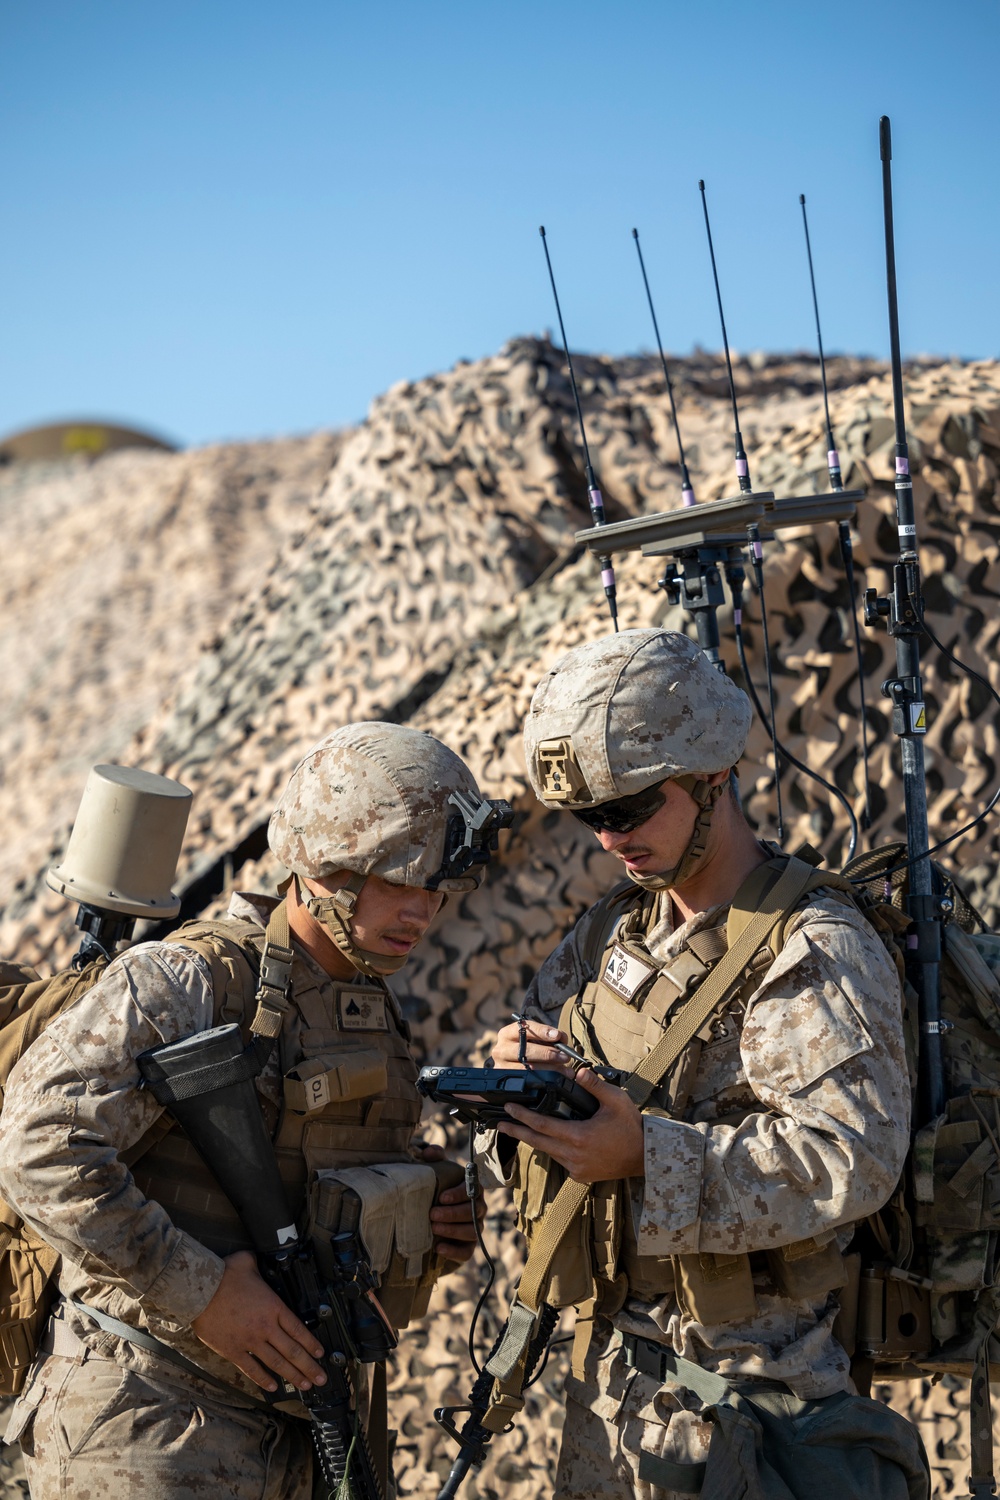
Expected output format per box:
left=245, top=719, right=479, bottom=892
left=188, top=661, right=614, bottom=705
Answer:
left=515, top=1142, right=594, bottom=1309
left=310, top=1159, right=464, bottom=1330
left=832, top=1252, right=862, bottom=1358
left=284, top=1049, right=388, bottom=1114
left=766, top=1235, right=848, bottom=1302
left=311, top=1163, right=436, bottom=1275
left=0, top=1223, right=60, bottom=1397
left=674, top=1251, right=757, bottom=1324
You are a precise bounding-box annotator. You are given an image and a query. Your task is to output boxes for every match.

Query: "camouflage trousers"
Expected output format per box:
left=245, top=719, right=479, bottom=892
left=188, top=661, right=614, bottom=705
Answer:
left=6, top=1346, right=316, bottom=1499
left=555, top=1325, right=930, bottom=1500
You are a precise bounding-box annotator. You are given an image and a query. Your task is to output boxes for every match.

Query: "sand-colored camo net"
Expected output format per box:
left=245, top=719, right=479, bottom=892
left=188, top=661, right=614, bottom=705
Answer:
left=2, top=339, right=1000, bottom=1495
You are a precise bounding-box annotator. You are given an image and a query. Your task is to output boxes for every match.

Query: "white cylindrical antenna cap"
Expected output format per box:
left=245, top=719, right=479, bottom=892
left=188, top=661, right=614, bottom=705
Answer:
left=46, top=765, right=193, bottom=918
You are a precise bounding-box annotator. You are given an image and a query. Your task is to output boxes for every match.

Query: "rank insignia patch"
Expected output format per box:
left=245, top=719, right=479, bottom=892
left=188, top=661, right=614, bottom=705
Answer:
left=337, top=991, right=389, bottom=1032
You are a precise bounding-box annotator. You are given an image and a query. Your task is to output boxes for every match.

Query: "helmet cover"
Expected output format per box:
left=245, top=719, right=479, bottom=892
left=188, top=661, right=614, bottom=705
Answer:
left=268, top=722, right=509, bottom=894
left=523, top=628, right=751, bottom=810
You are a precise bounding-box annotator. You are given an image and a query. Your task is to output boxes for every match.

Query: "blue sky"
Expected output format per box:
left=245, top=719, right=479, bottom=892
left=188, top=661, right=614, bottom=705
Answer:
left=1, top=1, right=996, bottom=447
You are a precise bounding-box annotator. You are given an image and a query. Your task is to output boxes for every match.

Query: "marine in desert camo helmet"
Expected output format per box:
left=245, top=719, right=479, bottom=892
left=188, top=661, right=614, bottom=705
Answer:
left=269, top=722, right=512, bottom=976
left=523, top=628, right=752, bottom=889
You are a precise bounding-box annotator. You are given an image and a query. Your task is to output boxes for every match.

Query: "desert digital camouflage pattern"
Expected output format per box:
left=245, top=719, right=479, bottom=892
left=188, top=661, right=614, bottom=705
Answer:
left=3, top=344, right=1000, bottom=1491
left=6, top=1341, right=313, bottom=1500
left=0, top=889, right=426, bottom=1497
left=269, top=721, right=488, bottom=892
left=482, top=880, right=917, bottom=1495
left=507, top=888, right=911, bottom=1390
left=523, top=628, right=753, bottom=807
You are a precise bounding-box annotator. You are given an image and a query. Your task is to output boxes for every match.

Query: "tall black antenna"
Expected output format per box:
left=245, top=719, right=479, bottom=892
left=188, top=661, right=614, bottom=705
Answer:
left=800, top=193, right=873, bottom=832
left=865, top=117, right=943, bottom=1124
left=539, top=226, right=618, bottom=631
left=631, top=228, right=695, bottom=507
left=698, top=181, right=751, bottom=495
left=799, top=194, right=840, bottom=490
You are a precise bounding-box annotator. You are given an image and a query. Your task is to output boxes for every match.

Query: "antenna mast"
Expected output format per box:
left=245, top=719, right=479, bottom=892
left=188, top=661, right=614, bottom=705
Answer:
left=632, top=228, right=696, bottom=506
left=800, top=193, right=873, bottom=832
left=863, top=117, right=944, bottom=1123
left=699, top=181, right=752, bottom=495
left=539, top=227, right=618, bottom=631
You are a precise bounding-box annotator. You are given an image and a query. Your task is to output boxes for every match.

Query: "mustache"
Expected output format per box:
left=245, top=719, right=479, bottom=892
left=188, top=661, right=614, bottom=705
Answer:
left=613, top=844, right=652, bottom=861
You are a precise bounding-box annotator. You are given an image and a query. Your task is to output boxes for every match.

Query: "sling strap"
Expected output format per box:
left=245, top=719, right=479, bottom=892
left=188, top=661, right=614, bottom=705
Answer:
left=484, top=855, right=825, bottom=1416
left=249, top=899, right=294, bottom=1041
left=64, top=1300, right=278, bottom=1415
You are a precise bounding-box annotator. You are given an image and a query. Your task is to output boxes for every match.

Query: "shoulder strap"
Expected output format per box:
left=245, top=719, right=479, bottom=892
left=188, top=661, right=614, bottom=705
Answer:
left=166, top=902, right=294, bottom=1043
left=623, top=855, right=823, bottom=1110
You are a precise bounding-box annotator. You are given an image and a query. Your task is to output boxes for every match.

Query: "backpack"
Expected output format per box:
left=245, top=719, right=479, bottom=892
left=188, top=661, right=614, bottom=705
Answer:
left=837, top=844, right=1000, bottom=1495
left=0, top=918, right=264, bottom=1396
left=0, top=956, right=117, bottom=1392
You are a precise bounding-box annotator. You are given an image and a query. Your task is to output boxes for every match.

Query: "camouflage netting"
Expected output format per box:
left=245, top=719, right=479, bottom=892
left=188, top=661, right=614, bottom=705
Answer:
left=2, top=338, right=1000, bottom=1495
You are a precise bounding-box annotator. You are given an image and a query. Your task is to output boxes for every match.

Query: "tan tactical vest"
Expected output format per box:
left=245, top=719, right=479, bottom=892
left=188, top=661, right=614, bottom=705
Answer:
left=512, top=857, right=857, bottom=1324
left=131, top=911, right=446, bottom=1328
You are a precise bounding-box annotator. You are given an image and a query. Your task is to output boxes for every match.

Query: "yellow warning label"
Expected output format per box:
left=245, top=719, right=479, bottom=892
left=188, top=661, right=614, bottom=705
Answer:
left=912, top=704, right=927, bottom=733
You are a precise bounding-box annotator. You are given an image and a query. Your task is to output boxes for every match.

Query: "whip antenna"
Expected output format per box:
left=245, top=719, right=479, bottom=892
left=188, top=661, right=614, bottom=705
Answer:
left=800, top=192, right=873, bottom=831
left=863, top=116, right=943, bottom=1123
left=539, top=226, right=618, bottom=630
left=632, top=228, right=695, bottom=506
left=699, top=181, right=751, bottom=494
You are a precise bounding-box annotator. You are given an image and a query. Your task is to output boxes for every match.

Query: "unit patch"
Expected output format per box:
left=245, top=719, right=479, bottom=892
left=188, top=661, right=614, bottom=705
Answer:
left=337, top=990, right=389, bottom=1032
left=602, top=943, right=658, bottom=1003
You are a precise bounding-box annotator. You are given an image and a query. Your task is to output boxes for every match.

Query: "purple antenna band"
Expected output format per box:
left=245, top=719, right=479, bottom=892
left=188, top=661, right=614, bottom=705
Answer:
left=601, top=568, right=615, bottom=589
left=735, top=458, right=749, bottom=477
left=681, top=487, right=696, bottom=508
left=828, top=449, right=840, bottom=467
left=896, top=456, right=910, bottom=475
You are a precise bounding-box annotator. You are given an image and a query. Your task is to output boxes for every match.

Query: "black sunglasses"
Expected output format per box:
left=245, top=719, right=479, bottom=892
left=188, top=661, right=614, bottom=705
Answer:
left=571, top=781, right=668, bottom=834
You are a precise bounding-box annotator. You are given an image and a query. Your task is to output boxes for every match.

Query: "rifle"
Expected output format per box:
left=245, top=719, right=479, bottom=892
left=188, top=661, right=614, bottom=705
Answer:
left=138, top=1021, right=393, bottom=1500
left=434, top=1300, right=559, bottom=1499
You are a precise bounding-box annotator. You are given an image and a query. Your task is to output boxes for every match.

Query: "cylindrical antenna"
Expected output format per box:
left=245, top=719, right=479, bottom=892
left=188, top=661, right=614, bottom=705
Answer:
left=631, top=228, right=695, bottom=507
left=698, top=181, right=751, bottom=494
left=878, top=114, right=943, bottom=1123
left=539, top=226, right=618, bottom=630
left=800, top=192, right=873, bottom=833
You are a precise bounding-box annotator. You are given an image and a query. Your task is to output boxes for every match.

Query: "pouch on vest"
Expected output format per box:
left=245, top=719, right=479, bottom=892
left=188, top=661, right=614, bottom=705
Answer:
left=765, top=1235, right=848, bottom=1302
left=283, top=1048, right=388, bottom=1114
left=674, top=1251, right=757, bottom=1325
left=514, top=1141, right=596, bottom=1309
left=309, top=1158, right=463, bottom=1330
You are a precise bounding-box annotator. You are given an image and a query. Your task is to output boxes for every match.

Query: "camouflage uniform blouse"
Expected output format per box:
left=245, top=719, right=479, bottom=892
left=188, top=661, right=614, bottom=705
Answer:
left=483, top=887, right=911, bottom=1402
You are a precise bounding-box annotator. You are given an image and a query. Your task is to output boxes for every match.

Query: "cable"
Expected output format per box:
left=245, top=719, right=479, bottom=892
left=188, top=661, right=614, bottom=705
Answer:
left=746, top=523, right=786, bottom=841
left=733, top=608, right=860, bottom=861
left=465, top=1124, right=497, bottom=1376
left=870, top=607, right=1000, bottom=877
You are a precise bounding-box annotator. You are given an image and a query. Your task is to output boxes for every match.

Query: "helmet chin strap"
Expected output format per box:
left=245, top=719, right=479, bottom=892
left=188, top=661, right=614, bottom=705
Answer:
left=296, top=873, right=409, bottom=978
left=625, top=775, right=728, bottom=893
